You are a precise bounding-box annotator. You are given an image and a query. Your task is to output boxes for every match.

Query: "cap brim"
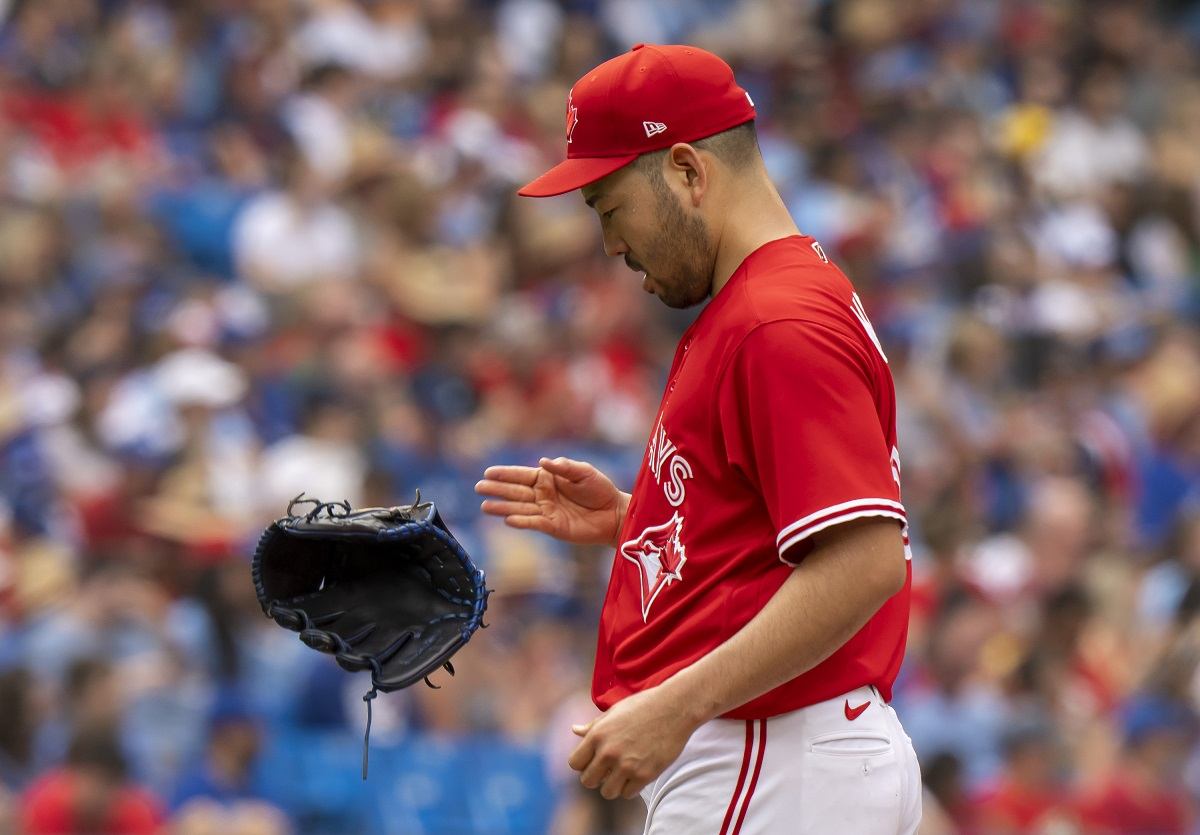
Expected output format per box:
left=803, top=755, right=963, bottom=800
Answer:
left=517, top=154, right=639, bottom=198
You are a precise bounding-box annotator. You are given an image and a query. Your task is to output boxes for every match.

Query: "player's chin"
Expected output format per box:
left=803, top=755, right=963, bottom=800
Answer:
left=657, top=289, right=703, bottom=310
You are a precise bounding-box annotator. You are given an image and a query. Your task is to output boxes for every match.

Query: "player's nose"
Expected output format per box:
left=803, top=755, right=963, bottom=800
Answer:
left=601, top=229, right=628, bottom=259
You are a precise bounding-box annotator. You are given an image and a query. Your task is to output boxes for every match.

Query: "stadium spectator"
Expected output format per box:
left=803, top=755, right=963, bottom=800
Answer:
left=970, top=717, right=1077, bottom=834
left=20, top=727, right=163, bottom=835
left=1074, top=693, right=1197, bottom=834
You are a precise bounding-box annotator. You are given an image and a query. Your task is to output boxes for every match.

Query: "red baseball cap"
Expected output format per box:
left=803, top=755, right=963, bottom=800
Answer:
left=518, top=43, right=755, bottom=198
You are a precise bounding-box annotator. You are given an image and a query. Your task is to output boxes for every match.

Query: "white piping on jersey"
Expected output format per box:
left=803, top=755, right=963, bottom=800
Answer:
left=850, top=292, right=888, bottom=364
left=778, top=508, right=908, bottom=565
left=775, top=498, right=906, bottom=548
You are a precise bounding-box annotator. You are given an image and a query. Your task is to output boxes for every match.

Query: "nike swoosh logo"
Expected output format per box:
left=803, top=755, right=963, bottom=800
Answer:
left=844, top=700, right=871, bottom=721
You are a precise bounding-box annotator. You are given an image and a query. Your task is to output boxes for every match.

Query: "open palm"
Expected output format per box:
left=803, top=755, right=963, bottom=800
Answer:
left=476, top=457, right=628, bottom=546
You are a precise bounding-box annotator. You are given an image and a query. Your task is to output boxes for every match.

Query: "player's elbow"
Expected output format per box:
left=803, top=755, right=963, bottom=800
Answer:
left=866, top=524, right=908, bottom=602
left=850, top=522, right=906, bottom=601
left=812, top=517, right=907, bottom=604
left=876, top=539, right=907, bottom=600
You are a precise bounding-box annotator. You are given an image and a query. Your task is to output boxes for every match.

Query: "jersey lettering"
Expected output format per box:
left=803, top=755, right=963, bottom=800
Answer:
left=648, top=416, right=693, bottom=507
left=850, top=292, right=887, bottom=364
left=664, top=456, right=694, bottom=507
left=649, top=418, right=677, bottom=482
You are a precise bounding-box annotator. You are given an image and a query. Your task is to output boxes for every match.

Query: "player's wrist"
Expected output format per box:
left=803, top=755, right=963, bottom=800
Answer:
left=609, top=491, right=632, bottom=547
left=657, top=668, right=722, bottom=729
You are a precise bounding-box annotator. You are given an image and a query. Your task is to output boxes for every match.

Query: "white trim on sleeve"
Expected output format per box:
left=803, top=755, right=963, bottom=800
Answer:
left=775, top=498, right=905, bottom=547
left=776, top=499, right=907, bottom=565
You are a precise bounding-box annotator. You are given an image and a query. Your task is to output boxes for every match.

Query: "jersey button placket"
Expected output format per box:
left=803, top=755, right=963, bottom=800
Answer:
left=669, top=339, right=692, bottom=397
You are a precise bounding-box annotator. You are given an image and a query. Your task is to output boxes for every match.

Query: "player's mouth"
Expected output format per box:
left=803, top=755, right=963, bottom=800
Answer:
left=625, top=257, right=653, bottom=293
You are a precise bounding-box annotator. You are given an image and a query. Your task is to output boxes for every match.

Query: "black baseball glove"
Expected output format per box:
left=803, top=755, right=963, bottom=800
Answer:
left=252, top=493, right=490, bottom=776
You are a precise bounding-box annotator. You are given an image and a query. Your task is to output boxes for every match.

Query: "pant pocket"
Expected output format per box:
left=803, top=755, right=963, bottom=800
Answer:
left=799, top=733, right=903, bottom=834
left=809, top=730, right=893, bottom=757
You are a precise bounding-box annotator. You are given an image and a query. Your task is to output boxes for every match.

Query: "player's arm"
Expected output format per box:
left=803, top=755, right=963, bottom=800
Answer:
left=568, top=518, right=905, bottom=799
left=661, top=515, right=903, bottom=718
left=476, top=457, right=631, bottom=546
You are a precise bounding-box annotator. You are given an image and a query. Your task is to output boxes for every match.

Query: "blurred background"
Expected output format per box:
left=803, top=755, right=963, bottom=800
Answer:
left=1, top=0, right=1199, bottom=833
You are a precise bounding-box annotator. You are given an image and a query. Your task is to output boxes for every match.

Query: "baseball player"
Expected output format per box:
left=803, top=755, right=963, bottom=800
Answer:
left=476, top=44, right=922, bottom=834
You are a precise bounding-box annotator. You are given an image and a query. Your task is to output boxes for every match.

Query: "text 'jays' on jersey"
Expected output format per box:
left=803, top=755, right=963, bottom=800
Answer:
left=593, top=235, right=911, bottom=720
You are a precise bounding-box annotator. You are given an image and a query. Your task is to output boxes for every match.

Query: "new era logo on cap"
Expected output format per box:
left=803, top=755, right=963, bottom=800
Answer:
left=643, top=121, right=667, bottom=138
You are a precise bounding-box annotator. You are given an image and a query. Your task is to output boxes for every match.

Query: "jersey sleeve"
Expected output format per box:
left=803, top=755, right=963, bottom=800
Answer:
left=717, top=319, right=905, bottom=564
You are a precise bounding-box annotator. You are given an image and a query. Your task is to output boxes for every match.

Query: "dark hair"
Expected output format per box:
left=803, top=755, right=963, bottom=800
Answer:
left=635, top=121, right=760, bottom=180
left=0, top=668, right=35, bottom=767
left=64, top=658, right=112, bottom=712
left=300, top=61, right=353, bottom=92
left=66, top=727, right=128, bottom=782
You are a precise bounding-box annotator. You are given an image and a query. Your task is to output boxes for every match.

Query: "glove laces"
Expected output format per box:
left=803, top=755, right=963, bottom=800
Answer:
left=359, top=658, right=455, bottom=779
left=361, top=657, right=383, bottom=780
left=287, top=492, right=351, bottom=521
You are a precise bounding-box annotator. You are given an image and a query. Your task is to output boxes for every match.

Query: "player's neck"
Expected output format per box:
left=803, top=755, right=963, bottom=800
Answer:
left=710, top=173, right=800, bottom=298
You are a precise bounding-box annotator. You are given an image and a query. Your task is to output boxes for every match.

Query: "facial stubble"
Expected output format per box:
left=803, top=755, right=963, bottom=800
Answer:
left=642, top=173, right=714, bottom=309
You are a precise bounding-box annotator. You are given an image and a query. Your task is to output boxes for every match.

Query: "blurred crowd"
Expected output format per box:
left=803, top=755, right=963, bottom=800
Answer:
left=0, top=0, right=1199, bottom=833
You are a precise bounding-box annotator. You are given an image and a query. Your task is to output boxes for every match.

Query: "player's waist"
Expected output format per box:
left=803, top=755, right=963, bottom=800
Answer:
left=722, top=684, right=889, bottom=734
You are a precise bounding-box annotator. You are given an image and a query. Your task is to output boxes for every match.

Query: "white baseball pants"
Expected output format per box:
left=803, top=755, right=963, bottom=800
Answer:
left=639, top=686, right=922, bottom=834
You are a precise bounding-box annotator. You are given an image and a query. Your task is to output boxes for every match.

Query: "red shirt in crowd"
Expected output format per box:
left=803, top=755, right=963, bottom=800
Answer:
left=1075, top=775, right=1192, bottom=835
left=21, top=770, right=162, bottom=835
left=972, top=779, right=1074, bottom=833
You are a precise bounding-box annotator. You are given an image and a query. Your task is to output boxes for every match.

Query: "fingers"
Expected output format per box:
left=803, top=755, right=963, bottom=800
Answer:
left=481, top=465, right=540, bottom=486
left=599, top=771, right=631, bottom=801
left=502, top=515, right=556, bottom=534
left=539, top=456, right=590, bottom=480
left=479, top=500, right=540, bottom=518
left=474, top=479, right=535, bottom=502
left=572, top=727, right=610, bottom=790
left=578, top=754, right=610, bottom=790
left=476, top=476, right=542, bottom=526
left=569, top=725, right=651, bottom=801
left=568, top=734, right=595, bottom=773
left=482, top=458, right=597, bottom=486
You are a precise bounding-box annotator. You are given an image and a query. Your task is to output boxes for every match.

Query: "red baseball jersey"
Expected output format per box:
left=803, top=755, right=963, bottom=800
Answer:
left=592, top=235, right=911, bottom=719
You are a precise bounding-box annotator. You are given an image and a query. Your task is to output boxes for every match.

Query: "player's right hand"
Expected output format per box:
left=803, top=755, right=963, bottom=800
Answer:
left=475, top=457, right=629, bottom=546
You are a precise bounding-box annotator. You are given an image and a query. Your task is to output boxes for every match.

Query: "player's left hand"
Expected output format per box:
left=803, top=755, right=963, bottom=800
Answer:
left=568, top=684, right=700, bottom=800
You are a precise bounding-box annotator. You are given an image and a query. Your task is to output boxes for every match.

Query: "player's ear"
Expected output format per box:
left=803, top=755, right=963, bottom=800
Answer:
left=667, top=143, right=707, bottom=208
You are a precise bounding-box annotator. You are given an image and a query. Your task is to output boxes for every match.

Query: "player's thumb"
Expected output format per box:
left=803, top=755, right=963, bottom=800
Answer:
left=571, top=719, right=595, bottom=737
left=541, top=456, right=584, bottom=476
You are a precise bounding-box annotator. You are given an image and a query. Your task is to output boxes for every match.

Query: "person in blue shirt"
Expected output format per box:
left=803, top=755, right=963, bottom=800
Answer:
left=170, top=690, right=273, bottom=812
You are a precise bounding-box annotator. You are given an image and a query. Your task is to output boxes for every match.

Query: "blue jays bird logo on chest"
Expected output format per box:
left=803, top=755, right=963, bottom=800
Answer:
left=620, top=512, right=687, bottom=621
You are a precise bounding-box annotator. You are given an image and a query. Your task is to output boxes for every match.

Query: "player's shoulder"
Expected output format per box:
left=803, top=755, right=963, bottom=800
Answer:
left=710, top=235, right=861, bottom=338
left=694, top=235, right=889, bottom=381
